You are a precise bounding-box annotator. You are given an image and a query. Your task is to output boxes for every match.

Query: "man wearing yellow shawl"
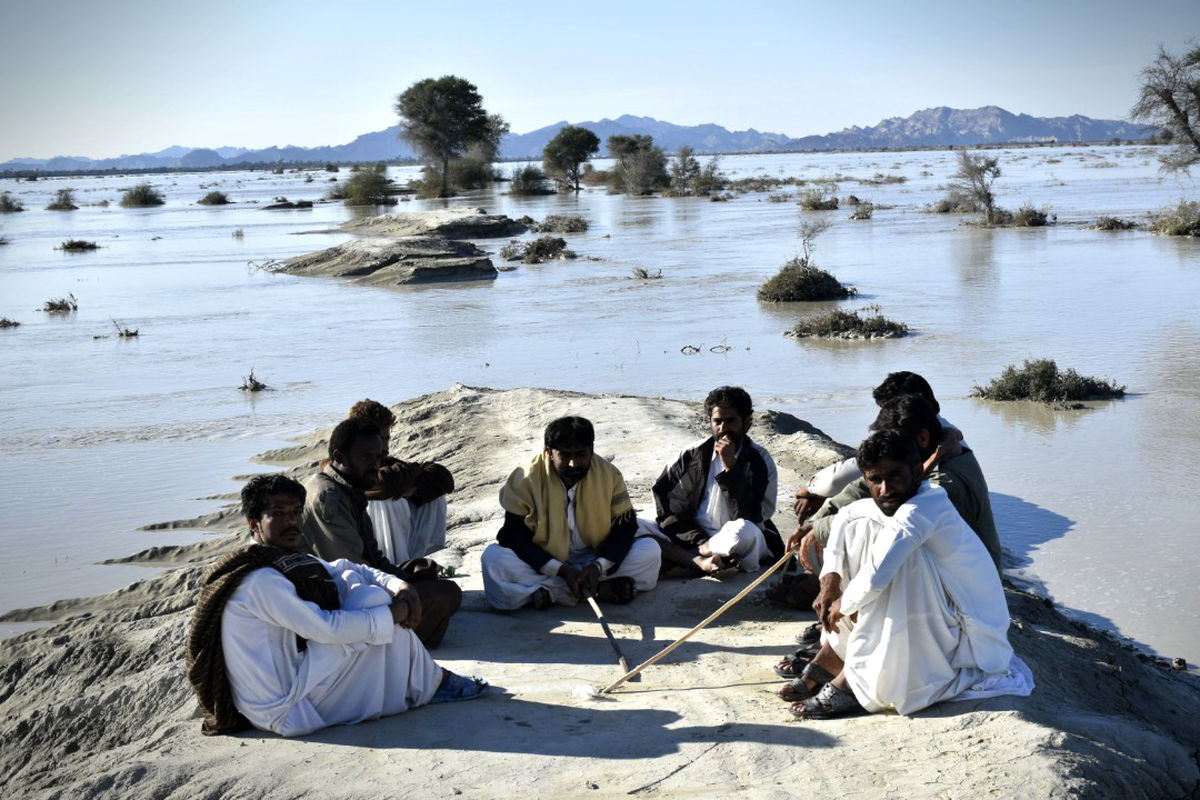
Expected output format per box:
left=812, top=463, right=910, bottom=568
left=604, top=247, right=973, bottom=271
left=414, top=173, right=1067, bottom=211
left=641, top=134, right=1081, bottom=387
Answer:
left=481, top=417, right=661, bottom=610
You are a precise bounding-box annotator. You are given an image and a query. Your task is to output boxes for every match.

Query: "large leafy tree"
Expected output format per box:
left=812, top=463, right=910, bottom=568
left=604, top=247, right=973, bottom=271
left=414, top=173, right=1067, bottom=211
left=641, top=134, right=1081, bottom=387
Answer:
left=1130, top=43, right=1200, bottom=172
left=542, top=125, right=600, bottom=191
left=395, top=76, right=495, bottom=197
left=606, top=134, right=669, bottom=195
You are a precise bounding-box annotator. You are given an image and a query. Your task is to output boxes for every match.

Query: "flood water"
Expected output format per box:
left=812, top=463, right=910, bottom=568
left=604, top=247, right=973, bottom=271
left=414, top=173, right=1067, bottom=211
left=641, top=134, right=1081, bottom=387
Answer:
left=1, top=146, right=1197, bottom=662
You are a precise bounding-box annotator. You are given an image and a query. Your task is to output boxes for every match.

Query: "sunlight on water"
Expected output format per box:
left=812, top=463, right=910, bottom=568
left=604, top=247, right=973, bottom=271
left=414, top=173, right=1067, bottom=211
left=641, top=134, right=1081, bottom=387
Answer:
left=1, top=146, right=1198, bottom=660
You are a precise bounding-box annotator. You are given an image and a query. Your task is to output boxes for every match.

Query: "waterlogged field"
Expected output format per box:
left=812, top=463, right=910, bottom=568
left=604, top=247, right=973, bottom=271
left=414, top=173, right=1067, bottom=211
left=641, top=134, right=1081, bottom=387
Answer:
left=1, top=146, right=1198, bottom=662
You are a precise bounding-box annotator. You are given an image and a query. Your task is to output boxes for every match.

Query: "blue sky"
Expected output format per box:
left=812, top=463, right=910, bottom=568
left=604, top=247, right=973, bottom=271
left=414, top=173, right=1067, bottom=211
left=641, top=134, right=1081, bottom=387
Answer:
left=0, top=0, right=1195, bottom=160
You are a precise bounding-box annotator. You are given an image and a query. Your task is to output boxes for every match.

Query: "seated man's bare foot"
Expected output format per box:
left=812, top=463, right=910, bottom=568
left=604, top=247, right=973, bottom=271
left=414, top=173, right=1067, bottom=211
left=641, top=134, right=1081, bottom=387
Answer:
left=693, top=553, right=725, bottom=574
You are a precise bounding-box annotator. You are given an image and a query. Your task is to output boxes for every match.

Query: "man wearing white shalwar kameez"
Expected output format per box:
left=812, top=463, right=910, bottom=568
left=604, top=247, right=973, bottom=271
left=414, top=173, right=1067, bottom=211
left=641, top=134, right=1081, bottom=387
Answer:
left=189, top=474, right=487, bottom=738
left=788, top=430, right=1033, bottom=720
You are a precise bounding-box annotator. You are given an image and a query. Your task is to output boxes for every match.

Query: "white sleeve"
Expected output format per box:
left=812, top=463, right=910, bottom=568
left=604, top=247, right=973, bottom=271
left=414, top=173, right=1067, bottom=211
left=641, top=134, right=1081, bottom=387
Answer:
left=237, top=568, right=394, bottom=646
left=807, top=458, right=861, bottom=497
left=326, top=557, right=405, bottom=595
left=838, top=504, right=934, bottom=615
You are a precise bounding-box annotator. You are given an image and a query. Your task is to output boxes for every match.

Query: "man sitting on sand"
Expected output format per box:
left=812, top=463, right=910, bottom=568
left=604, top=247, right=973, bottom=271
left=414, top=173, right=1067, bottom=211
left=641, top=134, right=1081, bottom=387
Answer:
left=347, top=398, right=454, bottom=564
left=301, top=417, right=461, bottom=648
left=186, top=474, right=487, bottom=738
left=481, top=416, right=661, bottom=610
left=640, top=386, right=784, bottom=575
left=782, top=431, right=1032, bottom=720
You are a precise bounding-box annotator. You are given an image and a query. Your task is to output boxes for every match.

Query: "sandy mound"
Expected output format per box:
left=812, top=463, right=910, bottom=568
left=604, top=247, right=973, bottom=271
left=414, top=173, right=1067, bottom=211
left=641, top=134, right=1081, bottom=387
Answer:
left=1, top=385, right=1196, bottom=799
left=277, top=236, right=497, bottom=286
left=341, top=207, right=528, bottom=238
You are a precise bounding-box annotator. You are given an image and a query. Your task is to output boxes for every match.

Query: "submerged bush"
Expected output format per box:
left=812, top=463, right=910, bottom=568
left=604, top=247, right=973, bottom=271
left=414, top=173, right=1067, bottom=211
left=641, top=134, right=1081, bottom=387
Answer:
left=971, top=358, right=1125, bottom=402
left=46, top=189, right=78, bottom=211
left=532, top=214, right=588, bottom=233
left=499, top=236, right=575, bottom=264
left=799, top=182, right=839, bottom=210
left=42, top=293, right=78, bottom=312
left=339, top=163, right=396, bottom=206
left=57, top=239, right=99, bottom=252
left=849, top=201, right=874, bottom=220
left=198, top=190, right=231, bottom=205
left=509, top=165, right=554, bottom=196
left=0, top=317, right=19, bottom=328
left=786, top=306, right=908, bottom=340
left=930, top=189, right=978, bottom=214
left=120, top=182, right=165, bottom=207
left=1011, top=204, right=1051, bottom=227
left=240, top=369, right=268, bottom=392
left=0, top=191, right=24, bottom=212
left=758, top=258, right=856, bottom=302
left=1147, top=200, right=1200, bottom=236
left=1095, top=216, right=1138, bottom=231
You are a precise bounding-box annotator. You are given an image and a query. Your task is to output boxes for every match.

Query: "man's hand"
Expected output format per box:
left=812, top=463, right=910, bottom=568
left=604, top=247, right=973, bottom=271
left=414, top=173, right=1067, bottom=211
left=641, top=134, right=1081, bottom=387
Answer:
left=714, top=434, right=737, bottom=470
left=558, top=561, right=602, bottom=600
left=792, top=486, right=825, bottom=521
left=788, top=524, right=823, bottom=572
left=813, top=573, right=843, bottom=633
left=389, top=582, right=423, bottom=629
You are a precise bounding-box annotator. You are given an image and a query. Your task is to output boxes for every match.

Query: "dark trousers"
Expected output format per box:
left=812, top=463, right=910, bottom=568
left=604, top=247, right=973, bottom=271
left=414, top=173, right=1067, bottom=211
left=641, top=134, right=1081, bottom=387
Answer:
left=411, top=578, right=462, bottom=649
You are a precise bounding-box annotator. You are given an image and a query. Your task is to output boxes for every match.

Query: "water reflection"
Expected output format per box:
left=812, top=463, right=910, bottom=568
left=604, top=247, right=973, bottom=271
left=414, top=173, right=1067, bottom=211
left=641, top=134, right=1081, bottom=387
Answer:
left=972, top=397, right=1091, bottom=436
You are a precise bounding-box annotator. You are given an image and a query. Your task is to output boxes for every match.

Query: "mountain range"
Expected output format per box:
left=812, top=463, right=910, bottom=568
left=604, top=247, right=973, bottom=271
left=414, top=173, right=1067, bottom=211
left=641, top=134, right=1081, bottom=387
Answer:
left=1, top=106, right=1154, bottom=173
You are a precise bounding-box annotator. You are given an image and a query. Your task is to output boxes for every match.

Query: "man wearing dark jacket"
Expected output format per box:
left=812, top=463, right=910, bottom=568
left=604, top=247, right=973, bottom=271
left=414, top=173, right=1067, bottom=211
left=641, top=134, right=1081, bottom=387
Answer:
left=301, top=417, right=462, bottom=648
left=644, top=386, right=783, bottom=575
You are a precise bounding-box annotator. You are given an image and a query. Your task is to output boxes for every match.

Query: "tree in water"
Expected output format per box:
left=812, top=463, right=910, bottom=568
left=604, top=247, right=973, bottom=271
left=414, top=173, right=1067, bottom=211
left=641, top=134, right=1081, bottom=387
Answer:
left=542, top=126, right=600, bottom=191
left=949, top=151, right=1000, bottom=224
left=1130, top=43, right=1200, bottom=172
left=395, top=76, right=498, bottom=197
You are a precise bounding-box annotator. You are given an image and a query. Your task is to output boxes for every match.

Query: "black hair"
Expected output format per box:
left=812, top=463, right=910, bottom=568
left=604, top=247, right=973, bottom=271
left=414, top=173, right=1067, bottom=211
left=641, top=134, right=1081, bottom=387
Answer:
left=856, top=429, right=921, bottom=472
left=871, top=393, right=944, bottom=447
left=329, top=417, right=381, bottom=460
left=241, top=474, right=306, bottom=520
left=544, top=416, right=594, bottom=450
left=872, top=371, right=939, bottom=413
left=704, top=385, right=753, bottom=418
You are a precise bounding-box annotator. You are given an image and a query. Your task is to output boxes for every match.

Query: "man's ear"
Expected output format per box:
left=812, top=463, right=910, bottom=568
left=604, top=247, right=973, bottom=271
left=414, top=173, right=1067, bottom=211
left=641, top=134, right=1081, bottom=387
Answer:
left=916, top=428, right=932, bottom=451
left=247, top=516, right=262, bottom=541
left=743, top=413, right=753, bottom=432
left=330, top=448, right=344, bottom=468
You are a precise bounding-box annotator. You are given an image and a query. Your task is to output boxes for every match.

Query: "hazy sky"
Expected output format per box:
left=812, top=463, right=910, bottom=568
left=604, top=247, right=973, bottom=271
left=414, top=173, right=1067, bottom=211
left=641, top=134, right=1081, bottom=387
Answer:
left=0, top=0, right=1194, bottom=160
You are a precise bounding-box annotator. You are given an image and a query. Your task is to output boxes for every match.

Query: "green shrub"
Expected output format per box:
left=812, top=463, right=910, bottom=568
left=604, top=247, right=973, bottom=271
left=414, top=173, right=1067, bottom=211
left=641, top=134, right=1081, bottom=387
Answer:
left=339, top=163, right=397, bottom=206
left=930, top=189, right=977, bottom=214
left=849, top=202, right=874, bottom=220
left=1147, top=200, right=1200, bottom=236
left=0, top=192, right=24, bottom=212
left=120, top=182, right=165, bottom=208
left=1012, top=204, right=1051, bottom=227
left=758, top=258, right=856, bottom=302
left=57, top=239, right=98, bottom=252
left=198, top=190, right=231, bottom=205
left=799, top=181, right=838, bottom=210
left=580, top=164, right=609, bottom=186
left=325, top=163, right=340, bottom=172
left=971, top=358, right=1125, bottom=402
left=532, top=214, right=587, bottom=233
left=787, top=306, right=908, bottom=339
left=42, top=293, right=78, bottom=312
left=46, top=189, right=78, bottom=211
left=510, top=165, right=554, bottom=196
left=449, top=155, right=499, bottom=190
left=1095, top=216, right=1138, bottom=231
left=499, top=236, right=575, bottom=264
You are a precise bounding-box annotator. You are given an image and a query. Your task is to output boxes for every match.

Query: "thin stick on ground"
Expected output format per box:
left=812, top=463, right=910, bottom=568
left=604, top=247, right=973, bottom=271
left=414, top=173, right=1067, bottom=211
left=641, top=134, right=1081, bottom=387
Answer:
left=600, top=547, right=797, bottom=693
left=586, top=596, right=637, bottom=681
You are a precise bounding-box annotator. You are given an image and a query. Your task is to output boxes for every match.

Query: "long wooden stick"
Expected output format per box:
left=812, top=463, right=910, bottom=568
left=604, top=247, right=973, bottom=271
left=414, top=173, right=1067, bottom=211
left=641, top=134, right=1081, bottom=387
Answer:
left=600, top=547, right=797, bottom=693
left=586, top=596, right=637, bottom=680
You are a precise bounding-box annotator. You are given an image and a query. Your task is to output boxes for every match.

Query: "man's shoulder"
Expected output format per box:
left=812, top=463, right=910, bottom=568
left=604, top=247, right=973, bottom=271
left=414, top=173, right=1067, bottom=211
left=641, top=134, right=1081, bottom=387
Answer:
left=744, top=437, right=777, bottom=469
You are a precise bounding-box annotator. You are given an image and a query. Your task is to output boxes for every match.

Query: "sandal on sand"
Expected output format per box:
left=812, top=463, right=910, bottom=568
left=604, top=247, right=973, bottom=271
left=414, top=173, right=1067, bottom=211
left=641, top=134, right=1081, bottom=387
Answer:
left=430, top=672, right=489, bottom=705
left=778, top=661, right=835, bottom=701
left=529, top=587, right=553, bottom=610
left=790, top=683, right=864, bottom=720
left=596, top=577, right=636, bottom=604
left=772, top=644, right=821, bottom=678
left=795, top=622, right=822, bottom=647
